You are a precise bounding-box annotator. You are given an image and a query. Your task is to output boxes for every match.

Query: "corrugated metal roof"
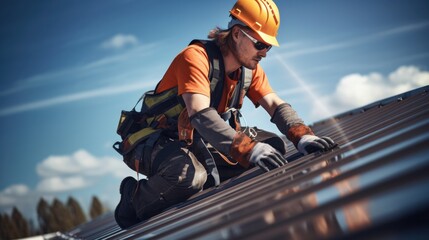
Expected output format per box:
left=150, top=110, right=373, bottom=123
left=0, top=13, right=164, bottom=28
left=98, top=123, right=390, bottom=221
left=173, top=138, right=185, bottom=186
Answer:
left=54, top=86, right=429, bottom=240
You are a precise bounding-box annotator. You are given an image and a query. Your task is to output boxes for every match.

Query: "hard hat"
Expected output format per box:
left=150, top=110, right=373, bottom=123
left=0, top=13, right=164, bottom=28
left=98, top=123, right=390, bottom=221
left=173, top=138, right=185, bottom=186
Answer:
left=229, top=0, right=280, bottom=46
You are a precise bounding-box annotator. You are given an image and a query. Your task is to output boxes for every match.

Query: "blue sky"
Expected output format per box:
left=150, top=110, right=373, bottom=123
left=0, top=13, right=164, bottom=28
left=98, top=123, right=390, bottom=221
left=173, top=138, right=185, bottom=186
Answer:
left=1, top=0, right=429, bottom=222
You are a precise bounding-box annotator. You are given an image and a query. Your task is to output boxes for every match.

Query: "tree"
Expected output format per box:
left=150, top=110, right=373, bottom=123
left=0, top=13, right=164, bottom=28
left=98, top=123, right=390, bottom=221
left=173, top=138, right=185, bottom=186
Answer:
left=37, top=198, right=63, bottom=234
left=11, top=207, right=30, bottom=238
left=37, top=198, right=55, bottom=233
left=0, top=214, right=8, bottom=239
left=50, top=198, right=74, bottom=232
left=0, top=213, right=20, bottom=239
left=89, top=196, right=104, bottom=219
left=67, top=197, right=87, bottom=226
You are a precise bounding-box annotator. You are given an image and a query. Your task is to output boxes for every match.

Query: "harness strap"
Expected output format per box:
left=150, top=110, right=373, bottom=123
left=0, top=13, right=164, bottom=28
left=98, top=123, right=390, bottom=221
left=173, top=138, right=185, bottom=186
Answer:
left=189, top=40, right=225, bottom=111
left=230, top=110, right=242, bottom=132
left=241, top=67, right=252, bottom=107
left=229, top=67, right=245, bottom=109
left=142, top=131, right=161, bottom=173
left=133, top=144, right=144, bottom=182
left=210, top=57, right=221, bottom=105
left=214, top=149, right=238, bottom=166
left=194, top=138, right=221, bottom=186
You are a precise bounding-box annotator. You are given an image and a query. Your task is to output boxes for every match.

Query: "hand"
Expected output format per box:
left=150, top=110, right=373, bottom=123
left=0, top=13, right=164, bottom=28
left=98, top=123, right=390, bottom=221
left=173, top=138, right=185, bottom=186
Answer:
left=249, top=142, right=288, bottom=172
left=297, top=135, right=337, bottom=155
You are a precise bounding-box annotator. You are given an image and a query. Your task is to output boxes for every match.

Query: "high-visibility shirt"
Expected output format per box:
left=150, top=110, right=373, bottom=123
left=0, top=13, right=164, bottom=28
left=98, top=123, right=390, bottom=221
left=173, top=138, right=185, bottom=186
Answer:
left=155, top=42, right=274, bottom=113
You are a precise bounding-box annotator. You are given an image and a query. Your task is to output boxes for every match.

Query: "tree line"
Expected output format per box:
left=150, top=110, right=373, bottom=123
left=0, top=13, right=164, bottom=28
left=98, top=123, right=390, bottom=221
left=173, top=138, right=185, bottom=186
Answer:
left=0, top=196, right=107, bottom=239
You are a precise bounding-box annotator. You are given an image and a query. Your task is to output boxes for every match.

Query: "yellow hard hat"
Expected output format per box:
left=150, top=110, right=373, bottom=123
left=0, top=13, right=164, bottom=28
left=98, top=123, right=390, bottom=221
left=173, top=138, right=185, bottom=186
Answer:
left=229, top=0, right=280, bottom=46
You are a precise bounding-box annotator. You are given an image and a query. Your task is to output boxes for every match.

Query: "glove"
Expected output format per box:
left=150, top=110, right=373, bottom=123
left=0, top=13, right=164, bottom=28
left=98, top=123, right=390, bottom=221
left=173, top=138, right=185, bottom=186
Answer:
left=249, top=142, right=288, bottom=172
left=297, top=135, right=337, bottom=155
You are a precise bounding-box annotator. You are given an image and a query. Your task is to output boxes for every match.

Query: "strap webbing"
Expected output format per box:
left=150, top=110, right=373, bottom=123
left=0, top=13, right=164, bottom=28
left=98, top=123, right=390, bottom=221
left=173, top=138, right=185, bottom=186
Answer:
left=194, top=138, right=221, bottom=186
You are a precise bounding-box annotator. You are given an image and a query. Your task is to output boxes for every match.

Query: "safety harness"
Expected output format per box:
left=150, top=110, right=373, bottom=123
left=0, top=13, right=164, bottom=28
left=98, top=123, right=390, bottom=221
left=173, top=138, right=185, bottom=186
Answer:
left=113, top=40, right=252, bottom=186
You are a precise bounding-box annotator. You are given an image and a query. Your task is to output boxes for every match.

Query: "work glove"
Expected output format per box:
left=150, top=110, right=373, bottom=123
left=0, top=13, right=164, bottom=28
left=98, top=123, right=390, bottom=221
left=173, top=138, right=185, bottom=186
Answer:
left=249, top=142, right=288, bottom=172
left=297, top=135, right=337, bottom=155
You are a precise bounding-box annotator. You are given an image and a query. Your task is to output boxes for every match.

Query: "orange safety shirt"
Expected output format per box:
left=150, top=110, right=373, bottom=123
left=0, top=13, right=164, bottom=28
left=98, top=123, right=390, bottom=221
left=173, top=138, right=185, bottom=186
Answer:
left=155, top=42, right=274, bottom=113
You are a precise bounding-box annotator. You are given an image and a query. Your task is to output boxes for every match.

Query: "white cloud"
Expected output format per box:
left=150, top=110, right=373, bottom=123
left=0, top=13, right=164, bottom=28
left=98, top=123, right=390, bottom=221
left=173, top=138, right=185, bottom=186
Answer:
left=0, top=183, right=70, bottom=222
left=101, top=34, right=139, bottom=49
left=0, top=184, right=30, bottom=206
left=0, top=80, right=157, bottom=117
left=276, top=85, right=318, bottom=97
left=36, top=176, right=89, bottom=192
left=3, top=184, right=30, bottom=195
left=0, top=149, right=134, bottom=221
left=277, top=21, right=429, bottom=59
left=37, top=149, right=133, bottom=180
left=389, top=65, right=429, bottom=90
left=0, top=184, right=37, bottom=216
left=313, top=65, right=429, bottom=119
left=37, top=149, right=100, bottom=177
left=333, top=72, right=387, bottom=107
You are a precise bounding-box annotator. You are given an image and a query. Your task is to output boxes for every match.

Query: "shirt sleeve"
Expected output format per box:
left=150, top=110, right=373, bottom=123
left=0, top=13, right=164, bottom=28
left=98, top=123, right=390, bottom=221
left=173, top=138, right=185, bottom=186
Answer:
left=156, top=43, right=211, bottom=97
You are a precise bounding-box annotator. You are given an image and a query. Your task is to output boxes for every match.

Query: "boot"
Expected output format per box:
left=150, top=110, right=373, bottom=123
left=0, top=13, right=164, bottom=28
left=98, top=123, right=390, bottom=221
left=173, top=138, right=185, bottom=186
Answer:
left=114, top=176, right=140, bottom=229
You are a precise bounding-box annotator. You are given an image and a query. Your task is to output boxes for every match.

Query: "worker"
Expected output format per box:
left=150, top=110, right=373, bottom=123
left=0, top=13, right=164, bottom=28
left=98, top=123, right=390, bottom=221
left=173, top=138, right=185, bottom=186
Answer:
left=114, top=0, right=337, bottom=229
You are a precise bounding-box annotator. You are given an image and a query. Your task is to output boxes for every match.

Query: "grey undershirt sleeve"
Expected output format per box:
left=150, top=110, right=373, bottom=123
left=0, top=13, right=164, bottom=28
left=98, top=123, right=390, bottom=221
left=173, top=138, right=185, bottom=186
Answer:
left=270, top=103, right=304, bottom=136
left=190, top=107, right=236, bottom=155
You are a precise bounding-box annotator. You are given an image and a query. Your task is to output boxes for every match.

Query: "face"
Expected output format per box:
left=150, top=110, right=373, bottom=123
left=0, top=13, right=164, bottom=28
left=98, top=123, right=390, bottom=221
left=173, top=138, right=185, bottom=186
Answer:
left=231, top=27, right=271, bottom=69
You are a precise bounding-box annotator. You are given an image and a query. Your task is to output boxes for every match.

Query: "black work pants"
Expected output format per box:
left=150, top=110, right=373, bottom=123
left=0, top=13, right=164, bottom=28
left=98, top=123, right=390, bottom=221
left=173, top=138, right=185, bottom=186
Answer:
left=133, top=127, right=286, bottom=221
left=132, top=139, right=207, bottom=221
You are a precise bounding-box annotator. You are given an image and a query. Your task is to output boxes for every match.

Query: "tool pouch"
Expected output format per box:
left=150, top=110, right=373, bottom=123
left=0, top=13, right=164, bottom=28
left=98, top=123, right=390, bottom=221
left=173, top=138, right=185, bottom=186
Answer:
left=113, top=87, right=185, bottom=175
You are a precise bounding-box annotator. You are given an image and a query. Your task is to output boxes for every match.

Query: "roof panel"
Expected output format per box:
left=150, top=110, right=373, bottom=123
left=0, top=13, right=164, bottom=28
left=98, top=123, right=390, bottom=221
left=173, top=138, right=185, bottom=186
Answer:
left=55, top=86, right=429, bottom=240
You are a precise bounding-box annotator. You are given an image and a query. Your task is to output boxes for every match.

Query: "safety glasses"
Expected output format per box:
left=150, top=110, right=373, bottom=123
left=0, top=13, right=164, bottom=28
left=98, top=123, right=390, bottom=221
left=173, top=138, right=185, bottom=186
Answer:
left=240, top=29, right=272, bottom=51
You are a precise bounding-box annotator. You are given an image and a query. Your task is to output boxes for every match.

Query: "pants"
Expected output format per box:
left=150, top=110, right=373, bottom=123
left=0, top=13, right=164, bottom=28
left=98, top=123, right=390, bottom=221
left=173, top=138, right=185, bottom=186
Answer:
left=133, top=127, right=286, bottom=221
left=132, top=139, right=207, bottom=220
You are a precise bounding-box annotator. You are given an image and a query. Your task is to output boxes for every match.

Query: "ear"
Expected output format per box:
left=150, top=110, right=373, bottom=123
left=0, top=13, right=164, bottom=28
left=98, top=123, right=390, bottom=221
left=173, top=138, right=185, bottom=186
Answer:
left=231, top=25, right=241, bottom=41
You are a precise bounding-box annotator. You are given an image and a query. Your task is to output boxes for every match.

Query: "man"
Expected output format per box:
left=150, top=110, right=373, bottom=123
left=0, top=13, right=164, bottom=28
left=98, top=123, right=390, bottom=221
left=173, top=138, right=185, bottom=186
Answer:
left=115, top=0, right=337, bottom=229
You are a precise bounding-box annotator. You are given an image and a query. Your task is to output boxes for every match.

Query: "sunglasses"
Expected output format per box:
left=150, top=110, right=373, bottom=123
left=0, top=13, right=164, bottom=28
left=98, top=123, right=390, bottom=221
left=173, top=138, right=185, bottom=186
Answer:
left=240, top=29, right=272, bottom=51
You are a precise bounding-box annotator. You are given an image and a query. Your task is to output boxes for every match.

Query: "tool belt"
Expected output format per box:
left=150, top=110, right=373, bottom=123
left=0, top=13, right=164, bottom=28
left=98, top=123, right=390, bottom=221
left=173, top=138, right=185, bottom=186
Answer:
left=113, top=87, right=185, bottom=176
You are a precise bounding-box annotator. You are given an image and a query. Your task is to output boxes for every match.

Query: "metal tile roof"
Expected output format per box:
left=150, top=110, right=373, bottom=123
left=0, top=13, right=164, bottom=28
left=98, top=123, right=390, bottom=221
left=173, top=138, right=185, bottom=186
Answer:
left=54, top=86, right=429, bottom=240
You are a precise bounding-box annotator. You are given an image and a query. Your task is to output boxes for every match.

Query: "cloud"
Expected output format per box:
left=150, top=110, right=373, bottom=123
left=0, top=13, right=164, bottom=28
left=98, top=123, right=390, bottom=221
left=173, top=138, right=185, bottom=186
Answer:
left=276, top=85, right=318, bottom=97
left=101, top=34, right=139, bottom=49
left=0, top=149, right=133, bottom=221
left=376, top=21, right=429, bottom=38
left=0, top=41, right=159, bottom=99
left=0, top=184, right=36, bottom=214
left=36, top=149, right=133, bottom=181
left=278, top=21, right=429, bottom=58
left=37, top=149, right=101, bottom=177
left=0, top=183, right=74, bottom=222
left=0, top=40, right=161, bottom=117
left=313, top=65, right=429, bottom=119
left=0, top=184, right=30, bottom=206
left=36, top=176, right=89, bottom=192
left=0, top=80, right=157, bottom=117
left=3, top=184, right=30, bottom=195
